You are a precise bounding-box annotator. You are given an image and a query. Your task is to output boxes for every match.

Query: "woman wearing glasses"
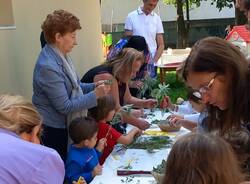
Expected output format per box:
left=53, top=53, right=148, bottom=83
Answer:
left=182, top=36, right=250, bottom=180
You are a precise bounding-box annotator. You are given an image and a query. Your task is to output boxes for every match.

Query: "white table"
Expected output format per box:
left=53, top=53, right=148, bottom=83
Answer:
left=91, top=110, right=190, bottom=184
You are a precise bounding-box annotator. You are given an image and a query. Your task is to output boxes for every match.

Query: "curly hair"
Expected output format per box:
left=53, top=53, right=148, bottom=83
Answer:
left=41, top=9, right=81, bottom=44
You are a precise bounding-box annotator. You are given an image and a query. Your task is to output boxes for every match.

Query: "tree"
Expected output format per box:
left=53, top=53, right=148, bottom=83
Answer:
left=210, top=0, right=247, bottom=25
left=163, top=0, right=246, bottom=48
left=163, top=0, right=201, bottom=48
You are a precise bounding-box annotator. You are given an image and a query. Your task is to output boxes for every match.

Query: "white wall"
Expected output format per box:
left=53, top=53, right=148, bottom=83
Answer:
left=101, top=0, right=235, bottom=24
left=0, top=0, right=103, bottom=99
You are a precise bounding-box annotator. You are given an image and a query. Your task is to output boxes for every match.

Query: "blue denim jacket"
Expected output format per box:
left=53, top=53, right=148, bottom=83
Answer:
left=32, top=45, right=97, bottom=129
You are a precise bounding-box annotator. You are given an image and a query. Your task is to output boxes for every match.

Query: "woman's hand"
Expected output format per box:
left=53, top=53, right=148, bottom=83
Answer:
left=95, top=84, right=110, bottom=98
left=95, top=80, right=105, bottom=87
left=136, top=119, right=150, bottom=130
left=167, top=114, right=184, bottom=127
left=129, top=80, right=143, bottom=89
left=131, top=109, right=144, bottom=118
left=143, top=99, right=157, bottom=109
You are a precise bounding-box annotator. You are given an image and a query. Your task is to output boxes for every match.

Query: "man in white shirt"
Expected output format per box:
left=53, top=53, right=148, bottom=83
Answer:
left=124, top=0, right=164, bottom=77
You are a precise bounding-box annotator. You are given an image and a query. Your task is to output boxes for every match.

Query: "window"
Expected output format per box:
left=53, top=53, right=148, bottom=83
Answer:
left=0, top=0, right=15, bottom=29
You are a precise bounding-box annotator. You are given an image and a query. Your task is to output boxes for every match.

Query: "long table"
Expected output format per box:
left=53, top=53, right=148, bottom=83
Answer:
left=91, top=110, right=190, bottom=184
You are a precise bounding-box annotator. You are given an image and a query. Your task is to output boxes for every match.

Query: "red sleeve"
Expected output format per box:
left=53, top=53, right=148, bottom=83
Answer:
left=109, top=127, right=122, bottom=141
left=97, top=122, right=122, bottom=142
left=97, top=122, right=108, bottom=139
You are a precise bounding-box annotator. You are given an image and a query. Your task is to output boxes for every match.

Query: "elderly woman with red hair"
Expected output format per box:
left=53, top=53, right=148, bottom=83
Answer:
left=32, top=10, right=110, bottom=161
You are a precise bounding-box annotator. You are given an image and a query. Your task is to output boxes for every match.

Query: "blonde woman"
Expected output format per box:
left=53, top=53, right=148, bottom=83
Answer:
left=0, top=94, right=64, bottom=184
left=82, top=48, right=157, bottom=131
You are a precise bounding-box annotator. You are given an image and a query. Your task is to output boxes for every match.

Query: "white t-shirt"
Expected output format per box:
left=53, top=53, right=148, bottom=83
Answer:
left=177, top=101, right=199, bottom=123
left=125, top=6, right=164, bottom=56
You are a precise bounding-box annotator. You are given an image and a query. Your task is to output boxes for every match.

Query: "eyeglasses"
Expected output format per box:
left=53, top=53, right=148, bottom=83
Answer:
left=195, top=75, right=216, bottom=97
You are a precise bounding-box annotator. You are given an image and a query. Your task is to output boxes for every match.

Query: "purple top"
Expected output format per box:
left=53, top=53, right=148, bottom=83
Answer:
left=0, top=128, right=65, bottom=184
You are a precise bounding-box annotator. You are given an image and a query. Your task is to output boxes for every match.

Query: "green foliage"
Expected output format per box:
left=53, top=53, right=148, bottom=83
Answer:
left=128, top=136, right=172, bottom=152
left=163, top=0, right=201, bottom=9
left=137, top=76, right=159, bottom=98
left=210, top=0, right=234, bottom=11
left=163, top=72, right=187, bottom=103
left=151, top=119, right=161, bottom=124
left=151, top=83, right=170, bottom=104
left=104, top=79, right=113, bottom=85
left=121, top=176, right=134, bottom=183
left=163, top=0, right=233, bottom=11
left=111, top=104, right=134, bottom=125
left=153, top=159, right=167, bottom=174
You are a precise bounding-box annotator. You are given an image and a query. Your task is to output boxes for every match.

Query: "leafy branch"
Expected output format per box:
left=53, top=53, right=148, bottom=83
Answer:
left=128, top=136, right=172, bottom=153
left=111, top=104, right=134, bottom=125
left=153, top=159, right=167, bottom=174
left=104, top=79, right=113, bottom=85
left=106, top=104, right=134, bottom=138
left=151, top=83, right=170, bottom=116
left=137, top=76, right=159, bottom=98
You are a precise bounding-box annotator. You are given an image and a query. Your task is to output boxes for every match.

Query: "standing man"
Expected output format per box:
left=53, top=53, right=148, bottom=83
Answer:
left=124, top=0, right=164, bottom=78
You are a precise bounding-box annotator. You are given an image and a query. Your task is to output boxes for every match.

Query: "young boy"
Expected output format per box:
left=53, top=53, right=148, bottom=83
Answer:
left=88, top=95, right=141, bottom=164
left=65, top=117, right=106, bottom=184
left=166, top=91, right=206, bottom=131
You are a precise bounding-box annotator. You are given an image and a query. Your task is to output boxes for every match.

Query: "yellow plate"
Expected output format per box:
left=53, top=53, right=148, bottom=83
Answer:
left=144, top=130, right=176, bottom=136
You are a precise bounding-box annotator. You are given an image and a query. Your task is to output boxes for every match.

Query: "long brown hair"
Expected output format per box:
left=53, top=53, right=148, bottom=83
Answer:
left=182, top=37, right=250, bottom=134
left=163, top=133, right=244, bottom=184
left=107, top=48, right=144, bottom=82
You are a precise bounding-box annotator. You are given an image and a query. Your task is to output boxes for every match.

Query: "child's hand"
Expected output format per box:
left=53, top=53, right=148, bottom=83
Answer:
left=72, top=176, right=87, bottom=184
left=133, top=127, right=142, bottom=136
left=92, top=164, right=103, bottom=177
left=96, top=138, right=107, bottom=152
left=167, top=115, right=184, bottom=127
left=137, top=119, right=150, bottom=130
left=131, top=109, right=144, bottom=118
